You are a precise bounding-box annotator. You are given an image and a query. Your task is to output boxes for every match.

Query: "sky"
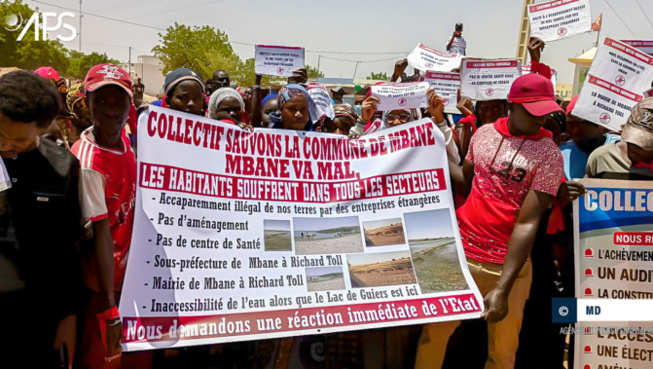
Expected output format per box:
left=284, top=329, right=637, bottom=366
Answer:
left=21, top=0, right=653, bottom=85
left=293, top=215, right=359, bottom=232
left=306, top=266, right=342, bottom=277
left=264, top=219, right=290, bottom=231
left=363, top=218, right=402, bottom=230
left=404, top=209, right=454, bottom=240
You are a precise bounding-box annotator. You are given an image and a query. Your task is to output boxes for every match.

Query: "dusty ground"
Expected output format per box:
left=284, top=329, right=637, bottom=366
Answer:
left=295, top=234, right=363, bottom=255
left=364, top=224, right=406, bottom=246
left=307, top=276, right=346, bottom=291
left=349, top=258, right=416, bottom=287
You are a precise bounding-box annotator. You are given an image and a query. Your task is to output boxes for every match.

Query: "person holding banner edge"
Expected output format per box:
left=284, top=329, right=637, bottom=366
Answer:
left=416, top=73, right=565, bottom=369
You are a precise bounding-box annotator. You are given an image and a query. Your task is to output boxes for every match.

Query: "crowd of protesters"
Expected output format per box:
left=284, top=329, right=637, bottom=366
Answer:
left=1, top=30, right=652, bottom=369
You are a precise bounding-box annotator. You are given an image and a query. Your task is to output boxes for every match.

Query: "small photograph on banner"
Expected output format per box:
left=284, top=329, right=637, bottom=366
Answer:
left=255, top=44, right=304, bottom=77
left=347, top=251, right=417, bottom=288
left=363, top=218, right=406, bottom=247
left=263, top=220, right=292, bottom=252
left=528, top=0, right=592, bottom=42
left=460, top=59, right=522, bottom=100
left=306, top=267, right=346, bottom=292
left=293, top=216, right=364, bottom=255
left=405, top=208, right=468, bottom=294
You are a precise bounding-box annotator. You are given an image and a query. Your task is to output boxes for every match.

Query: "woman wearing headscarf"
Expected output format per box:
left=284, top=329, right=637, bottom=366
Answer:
left=208, top=87, right=245, bottom=125
left=323, top=104, right=358, bottom=135
left=269, top=84, right=320, bottom=131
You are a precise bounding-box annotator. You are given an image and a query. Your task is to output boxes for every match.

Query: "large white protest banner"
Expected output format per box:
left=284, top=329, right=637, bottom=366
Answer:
left=255, top=45, right=304, bottom=77
left=306, top=82, right=335, bottom=121
left=406, top=43, right=462, bottom=72
left=528, top=0, right=592, bottom=42
left=460, top=59, right=521, bottom=100
left=423, top=71, right=460, bottom=114
left=573, top=179, right=653, bottom=369
left=572, top=37, right=653, bottom=131
left=370, top=82, right=430, bottom=111
left=118, top=106, right=483, bottom=351
left=621, top=40, right=653, bottom=56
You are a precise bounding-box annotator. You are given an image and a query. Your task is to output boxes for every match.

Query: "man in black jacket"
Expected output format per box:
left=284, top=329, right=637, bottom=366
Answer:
left=0, top=70, right=82, bottom=367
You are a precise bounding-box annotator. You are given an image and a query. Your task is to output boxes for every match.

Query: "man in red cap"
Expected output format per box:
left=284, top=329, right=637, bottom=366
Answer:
left=71, top=64, right=136, bottom=369
left=415, top=73, right=564, bottom=369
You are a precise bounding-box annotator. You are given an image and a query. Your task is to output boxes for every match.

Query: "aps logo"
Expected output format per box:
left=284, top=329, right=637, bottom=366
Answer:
left=4, top=10, right=76, bottom=42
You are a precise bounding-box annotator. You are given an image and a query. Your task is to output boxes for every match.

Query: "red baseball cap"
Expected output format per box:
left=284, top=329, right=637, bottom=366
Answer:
left=84, top=64, right=132, bottom=98
left=508, top=73, right=563, bottom=117
left=34, top=66, right=60, bottom=80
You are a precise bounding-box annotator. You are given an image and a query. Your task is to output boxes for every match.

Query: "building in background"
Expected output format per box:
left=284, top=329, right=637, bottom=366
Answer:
left=121, top=55, right=165, bottom=97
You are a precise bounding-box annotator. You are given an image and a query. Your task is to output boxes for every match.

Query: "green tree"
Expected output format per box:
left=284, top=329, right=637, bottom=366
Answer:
left=367, top=72, right=388, bottom=80
left=152, top=23, right=240, bottom=81
left=66, top=50, right=120, bottom=79
left=305, top=64, right=324, bottom=80
left=0, top=0, right=68, bottom=71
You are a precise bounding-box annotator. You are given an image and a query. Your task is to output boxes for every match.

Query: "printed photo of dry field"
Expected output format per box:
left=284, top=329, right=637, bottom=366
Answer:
left=306, top=266, right=346, bottom=292
left=347, top=251, right=417, bottom=288
left=264, top=220, right=292, bottom=251
left=363, top=218, right=406, bottom=247
left=293, top=216, right=363, bottom=255
left=404, top=209, right=468, bottom=293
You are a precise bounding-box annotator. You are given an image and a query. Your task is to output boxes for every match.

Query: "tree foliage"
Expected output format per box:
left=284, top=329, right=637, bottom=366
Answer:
left=1, top=1, right=120, bottom=79
left=367, top=72, right=388, bottom=80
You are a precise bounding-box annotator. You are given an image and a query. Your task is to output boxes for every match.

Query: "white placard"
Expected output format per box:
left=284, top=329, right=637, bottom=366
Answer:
left=306, top=82, right=335, bottom=121
left=460, top=59, right=522, bottom=100
left=572, top=37, right=653, bottom=131
left=621, top=40, right=653, bottom=56
left=255, top=45, right=304, bottom=77
left=406, top=43, right=462, bottom=72
left=423, top=71, right=461, bottom=114
left=119, top=106, right=484, bottom=351
left=370, top=82, right=430, bottom=111
left=528, top=0, right=592, bottom=42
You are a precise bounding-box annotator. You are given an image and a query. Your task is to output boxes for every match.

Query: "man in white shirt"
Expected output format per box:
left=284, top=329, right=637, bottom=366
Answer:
left=447, top=22, right=466, bottom=56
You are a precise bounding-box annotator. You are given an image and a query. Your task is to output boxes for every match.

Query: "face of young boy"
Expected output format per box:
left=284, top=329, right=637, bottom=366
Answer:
left=0, top=112, right=43, bottom=158
left=88, top=85, right=131, bottom=136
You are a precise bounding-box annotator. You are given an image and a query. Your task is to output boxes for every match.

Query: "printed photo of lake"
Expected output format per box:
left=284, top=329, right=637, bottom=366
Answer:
left=404, top=209, right=468, bottom=293
left=293, top=216, right=363, bottom=255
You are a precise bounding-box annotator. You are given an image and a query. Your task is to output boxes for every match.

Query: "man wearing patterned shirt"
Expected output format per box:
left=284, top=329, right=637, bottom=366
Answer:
left=415, top=73, right=564, bottom=369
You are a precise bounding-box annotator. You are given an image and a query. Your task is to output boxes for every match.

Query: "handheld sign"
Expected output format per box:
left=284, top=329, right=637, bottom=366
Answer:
left=572, top=37, right=653, bottom=131
left=621, top=40, right=653, bottom=56
left=423, top=71, right=460, bottom=114
left=370, top=82, right=430, bottom=111
left=306, top=82, right=335, bottom=121
left=119, top=106, right=485, bottom=351
left=255, top=45, right=304, bottom=77
left=528, top=0, right=592, bottom=42
left=460, top=59, right=522, bottom=100
left=406, top=43, right=462, bottom=72
left=573, top=179, right=653, bottom=369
